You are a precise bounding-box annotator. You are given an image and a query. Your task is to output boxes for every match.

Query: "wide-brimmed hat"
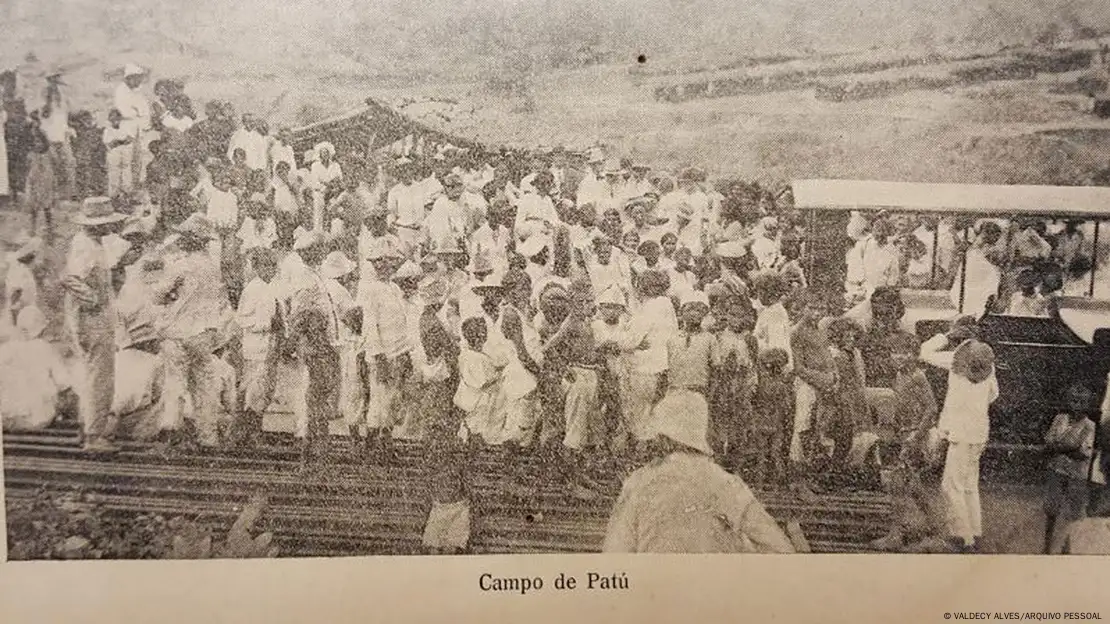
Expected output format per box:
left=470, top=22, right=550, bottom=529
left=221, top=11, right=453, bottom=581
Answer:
left=650, top=392, right=712, bottom=455
left=12, top=235, right=43, bottom=261
left=314, top=142, right=336, bottom=158
left=715, top=240, right=748, bottom=258
left=73, top=197, right=128, bottom=227
left=392, top=261, right=423, bottom=282
left=596, top=285, right=627, bottom=307
left=293, top=228, right=328, bottom=252
left=123, top=63, right=145, bottom=78
left=16, top=306, right=47, bottom=340
left=518, top=234, right=551, bottom=258
left=173, top=213, right=217, bottom=240
left=472, top=271, right=506, bottom=293
left=433, top=238, right=466, bottom=255
left=952, top=339, right=995, bottom=384
left=680, top=289, right=710, bottom=309
left=364, top=237, right=404, bottom=260
left=602, top=158, right=625, bottom=176
left=589, top=228, right=611, bottom=244
left=320, top=251, right=355, bottom=279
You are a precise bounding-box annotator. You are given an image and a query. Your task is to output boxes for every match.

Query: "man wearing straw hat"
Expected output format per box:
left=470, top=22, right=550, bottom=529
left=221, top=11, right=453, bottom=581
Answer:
left=385, top=158, right=425, bottom=257
left=308, top=141, right=343, bottom=231
left=575, top=147, right=607, bottom=208
left=286, top=228, right=343, bottom=467
left=151, top=213, right=235, bottom=450
left=357, top=239, right=410, bottom=463
left=39, top=68, right=77, bottom=201
left=356, top=200, right=404, bottom=296
left=425, top=173, right=471, bottom=251
left=114, top=63, right=153, bottom=191
left=62, top=197, right=130, bottom=452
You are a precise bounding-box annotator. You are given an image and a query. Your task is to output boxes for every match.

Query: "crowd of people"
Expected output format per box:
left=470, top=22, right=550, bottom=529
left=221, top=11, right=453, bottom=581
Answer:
left=2, top=60, right=1110, bottom=556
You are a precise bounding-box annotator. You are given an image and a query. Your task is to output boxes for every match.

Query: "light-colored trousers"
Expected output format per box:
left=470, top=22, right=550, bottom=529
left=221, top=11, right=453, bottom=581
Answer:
left=791, top=379, right=817, bottom=463
left=159, top=337, right=220, bottom=447
left=358, top=355, right=402, bottom=432
left=106, top=145, right=134, bottom=198
left=562, top=367, right=600, bottom=451
left=942, top=441, right=985, bottom=545
left=623, top=371, right=659, bottom=442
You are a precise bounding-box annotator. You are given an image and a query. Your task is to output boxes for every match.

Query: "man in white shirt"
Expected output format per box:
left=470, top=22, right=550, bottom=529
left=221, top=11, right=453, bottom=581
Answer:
left=39, top=70, right=76, bottom=200
left=386, top=159, right=425, bottom=257
left=750, top=216, right=783, bottom=271
left=515, top=171, right=560, bottom=242
left=308, top=142, right=343, bottom=231
left=575, top=152, right=608, bottom=209
left=626, top=163, right=654, bottom=199
left=919, top=319, right=998, bottom=552
left=424, top=173, right=470, bottom=250
left=151, top=213, right=235, bottom=449
left=468, top=196, right=513, bottom=274
left=228, top=114, right=269, bottom=172
left=113, top=64, right=153, bottom=188
left=359, top=245, right=411, bottom=462
left=846, top=217, right=901, bottom=304
left=62, top=198, right=130, bottom=452
left=269, top=128, right=296, bottom=177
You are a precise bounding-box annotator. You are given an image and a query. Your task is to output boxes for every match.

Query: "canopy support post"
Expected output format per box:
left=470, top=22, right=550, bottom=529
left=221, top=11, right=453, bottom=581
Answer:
left=958, top=226, right=969, bottom=315
left=1090, top=222, right=1101, bottom=298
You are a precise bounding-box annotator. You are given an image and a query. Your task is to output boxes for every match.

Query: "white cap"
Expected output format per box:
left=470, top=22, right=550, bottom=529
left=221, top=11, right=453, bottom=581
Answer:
left=680, top=289, right=710, bottom=308
left=392, top=261, right=423, bottom=282
left=472, top=270, right=506, bottom=292
left=518, top=234, right=551, bottom=258
left=596, top=285, right=626, bottom=307
left=715, top=240, right=748, bottom=258
left=123, top=63, right=144, bottom=78
left=16, top=306, right=47, bottom=340
left=293, top=229, right=328, bottom=252
left=650, top=392, right=712, bottom=455
left=320, top=251, right=355, bottom=279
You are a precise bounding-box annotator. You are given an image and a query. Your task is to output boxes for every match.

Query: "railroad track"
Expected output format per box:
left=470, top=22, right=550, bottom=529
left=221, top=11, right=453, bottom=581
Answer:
left=3, top=426, right=893, bottom=556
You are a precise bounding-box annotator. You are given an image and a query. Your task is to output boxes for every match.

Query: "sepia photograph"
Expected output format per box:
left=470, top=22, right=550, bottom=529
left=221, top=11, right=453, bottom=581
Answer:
left=3, top=0, right=1110, bottom=572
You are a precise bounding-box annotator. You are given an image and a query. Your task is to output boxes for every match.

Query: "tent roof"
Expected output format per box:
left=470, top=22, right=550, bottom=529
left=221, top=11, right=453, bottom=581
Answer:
left=792, top=178, right=1110, bottom=218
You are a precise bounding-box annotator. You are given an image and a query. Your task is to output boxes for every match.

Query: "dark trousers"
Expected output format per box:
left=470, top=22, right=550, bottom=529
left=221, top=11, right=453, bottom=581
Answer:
left=302, top=347, right=340, bottom=456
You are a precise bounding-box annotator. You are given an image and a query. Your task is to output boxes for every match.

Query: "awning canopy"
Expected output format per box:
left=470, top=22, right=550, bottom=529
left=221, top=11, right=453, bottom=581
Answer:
left=289, top=97, right=490, bottom=170
left=792, top=179, right=1110, bottom=219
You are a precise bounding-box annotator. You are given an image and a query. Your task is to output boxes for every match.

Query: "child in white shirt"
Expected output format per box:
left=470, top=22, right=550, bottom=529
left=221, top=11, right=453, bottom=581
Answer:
left=232, top=249, right=281, bottom=447
left=236, top=193, right=277, bottom=252
left=454, top=317, right=507, bottom=445
left=753, top=272, right=793, bottom=368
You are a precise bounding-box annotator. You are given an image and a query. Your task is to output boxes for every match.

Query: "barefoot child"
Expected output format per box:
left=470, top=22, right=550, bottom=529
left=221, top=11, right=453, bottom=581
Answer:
left=455, top=317, right=507, bottom=444
left=751, top=348, right=794, bottom=488
left=232, top=248, right=281, bottom=448
left=1044, top=384, right=1097, bottom=554
left=710, top=296, right=759, bottom=471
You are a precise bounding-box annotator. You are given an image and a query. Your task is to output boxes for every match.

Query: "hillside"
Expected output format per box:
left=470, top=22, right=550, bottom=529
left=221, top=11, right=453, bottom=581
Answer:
left=2, top=0, right=1110, bottom=185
